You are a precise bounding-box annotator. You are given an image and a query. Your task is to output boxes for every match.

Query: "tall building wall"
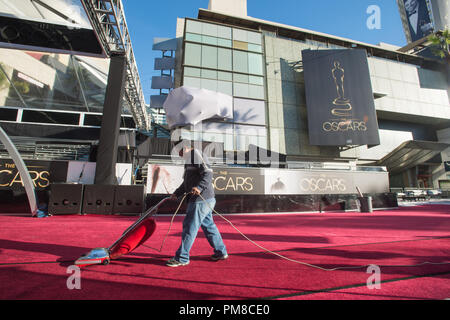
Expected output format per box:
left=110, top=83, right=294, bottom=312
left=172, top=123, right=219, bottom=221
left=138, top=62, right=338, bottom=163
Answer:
left=208, top=0, right=247, bottom=17
left=264, top=35, right=341, bottom=158
left=176, top=16, right=449, bottom=162
left=264, top=34, right=449, bottom=160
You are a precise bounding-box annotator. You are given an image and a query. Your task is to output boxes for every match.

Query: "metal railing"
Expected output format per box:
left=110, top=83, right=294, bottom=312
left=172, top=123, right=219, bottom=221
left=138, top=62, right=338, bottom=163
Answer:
left=0, top=142, right=91, bottom=161
left=81, top=0, right=150, bottom=131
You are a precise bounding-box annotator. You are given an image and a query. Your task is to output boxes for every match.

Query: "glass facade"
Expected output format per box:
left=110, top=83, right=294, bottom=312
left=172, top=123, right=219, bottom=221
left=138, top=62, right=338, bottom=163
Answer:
left=181, top=19, right=267, bottom=151
left=0, top=49, right=135, bottom=128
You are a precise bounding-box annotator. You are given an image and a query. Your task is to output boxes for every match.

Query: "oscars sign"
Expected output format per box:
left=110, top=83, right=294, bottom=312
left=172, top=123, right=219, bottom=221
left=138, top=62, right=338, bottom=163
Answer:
left=302, top=49, right=380, bottom=146
left=0, top=159, right=68, bottom=190
left=146, top=164, right=264, bottom=195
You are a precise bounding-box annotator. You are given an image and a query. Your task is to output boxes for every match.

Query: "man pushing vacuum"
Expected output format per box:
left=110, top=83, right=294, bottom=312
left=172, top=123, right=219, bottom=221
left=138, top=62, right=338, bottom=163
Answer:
left=166, top=140, right=228, bottom=267
left=75, top=140, right=228, bottom=268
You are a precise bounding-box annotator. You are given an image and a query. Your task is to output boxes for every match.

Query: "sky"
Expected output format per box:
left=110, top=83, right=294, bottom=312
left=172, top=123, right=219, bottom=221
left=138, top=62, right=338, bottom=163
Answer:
left=121, top=0, right=408, bottom=104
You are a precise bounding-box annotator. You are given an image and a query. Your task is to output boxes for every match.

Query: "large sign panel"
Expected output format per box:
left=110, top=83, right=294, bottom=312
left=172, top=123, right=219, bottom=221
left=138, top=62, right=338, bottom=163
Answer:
left=0, top=159, right=68, bottom=190
left=212, top=167, right=264, bottom=194
left=146, top=164, right=389, bottom=195
left=146, top=164, right=265, bottom=195
left=401, top=0, right=434, bottom=42
left=302, top=49, right=380, bottom=146
left=264, top=169, right=389, bottom=195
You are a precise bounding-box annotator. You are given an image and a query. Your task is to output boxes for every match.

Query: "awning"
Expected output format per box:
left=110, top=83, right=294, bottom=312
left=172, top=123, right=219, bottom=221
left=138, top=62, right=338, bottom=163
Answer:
left=375, top=140, right=450, bottom=174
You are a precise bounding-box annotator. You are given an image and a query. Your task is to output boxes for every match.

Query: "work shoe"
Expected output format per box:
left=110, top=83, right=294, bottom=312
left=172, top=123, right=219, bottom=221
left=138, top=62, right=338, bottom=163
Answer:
left=166, top=258, right=189, bottom=267
left=211, top=253, right=228, bottom=261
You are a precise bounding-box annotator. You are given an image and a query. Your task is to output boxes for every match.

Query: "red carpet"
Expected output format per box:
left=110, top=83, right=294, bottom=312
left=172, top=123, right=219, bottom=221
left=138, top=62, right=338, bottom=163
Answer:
left=0, top=204, right=449, bottom=300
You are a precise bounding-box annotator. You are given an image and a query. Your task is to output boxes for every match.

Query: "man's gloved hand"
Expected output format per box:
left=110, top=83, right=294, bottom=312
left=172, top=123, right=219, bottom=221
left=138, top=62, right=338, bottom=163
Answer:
left=191, top=187, right=201, bottom=196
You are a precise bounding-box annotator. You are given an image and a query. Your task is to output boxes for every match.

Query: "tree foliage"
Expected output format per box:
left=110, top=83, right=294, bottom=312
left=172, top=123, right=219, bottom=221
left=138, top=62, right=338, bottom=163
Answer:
left=428, top=29, right=450, bottom=62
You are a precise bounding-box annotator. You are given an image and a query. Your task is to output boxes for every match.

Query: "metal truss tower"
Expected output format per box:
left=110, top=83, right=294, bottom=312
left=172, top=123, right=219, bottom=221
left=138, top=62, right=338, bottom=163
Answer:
left=81, top=0, right=150, bottom=131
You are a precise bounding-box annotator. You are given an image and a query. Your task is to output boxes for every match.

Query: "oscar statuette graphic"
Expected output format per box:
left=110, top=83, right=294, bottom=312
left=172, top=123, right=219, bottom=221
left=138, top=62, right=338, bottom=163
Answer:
left=302, top=48, right=380, bottom=146
left=331, top=61, right=353, bottom=117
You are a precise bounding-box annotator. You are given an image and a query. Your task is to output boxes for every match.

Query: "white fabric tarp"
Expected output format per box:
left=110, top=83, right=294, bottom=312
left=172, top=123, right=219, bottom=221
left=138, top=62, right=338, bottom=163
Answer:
left=163, top=86, right=233, bottom=129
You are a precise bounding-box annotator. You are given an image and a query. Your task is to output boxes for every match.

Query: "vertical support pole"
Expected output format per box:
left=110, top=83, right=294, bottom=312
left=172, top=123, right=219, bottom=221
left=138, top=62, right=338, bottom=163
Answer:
left=94, top=53, right=127, bottom=185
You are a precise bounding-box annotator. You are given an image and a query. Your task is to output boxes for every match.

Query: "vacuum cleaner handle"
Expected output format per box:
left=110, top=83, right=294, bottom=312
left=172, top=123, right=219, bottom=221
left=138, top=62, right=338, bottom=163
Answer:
left=122, top=196, right=172, bottom=234
left=107, top=196, right=175, bottom=252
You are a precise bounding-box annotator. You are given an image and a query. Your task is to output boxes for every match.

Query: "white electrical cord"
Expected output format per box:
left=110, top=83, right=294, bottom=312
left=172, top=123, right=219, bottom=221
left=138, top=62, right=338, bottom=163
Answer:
left=149, top=193, right=450, bottom=272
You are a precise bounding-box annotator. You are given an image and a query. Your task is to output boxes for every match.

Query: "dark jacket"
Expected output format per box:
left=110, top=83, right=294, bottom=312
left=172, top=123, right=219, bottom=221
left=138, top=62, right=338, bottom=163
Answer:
left=174, top=149, right=215, bottom=202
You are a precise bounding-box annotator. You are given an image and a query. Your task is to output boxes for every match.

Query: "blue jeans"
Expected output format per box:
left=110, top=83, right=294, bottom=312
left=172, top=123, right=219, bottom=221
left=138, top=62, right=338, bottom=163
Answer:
left=175, top=198, right=227, bottom=263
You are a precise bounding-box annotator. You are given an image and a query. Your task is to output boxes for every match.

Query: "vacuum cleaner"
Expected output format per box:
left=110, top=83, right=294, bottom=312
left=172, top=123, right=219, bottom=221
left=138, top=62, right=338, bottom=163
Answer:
left=75, top=196, right=172, bottom=268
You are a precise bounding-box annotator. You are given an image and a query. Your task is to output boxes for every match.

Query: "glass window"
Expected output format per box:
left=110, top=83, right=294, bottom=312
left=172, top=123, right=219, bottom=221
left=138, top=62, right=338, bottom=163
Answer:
left=248, top=53, right=263, bottom=75
left=186, top=20, right=202, bottom=34
left=1, top=52, right=110, bottom=113
left=233, top=73, right=249, bottom=83
left=201, top=69, right=217, bottom=80
left=217, top=25, right=232, bottom=39
left=202, top=122, right=233, bottom=134
left=247, top=31, right=262, bottom=45
left=184, top=43, right=202, bottom=67
left=248, top=84, right=265, bottom=100
left=185, top=33, right=202, bottom=43
left=234, top=124, right=267, bottom=151
left=84, top=114, right=102, bottom=126
left=233, top=82, right=249, bottom=98
left=217, top=81, right=233, bottom=96
left=200, top=78, right=218, bottom=91
left=233, top=40, right=248, bottom=51
left=202, top=22, right=218, bottom=37
left=218, top=71, right=232, bottom=81
left=233, top=28, right=247, bottom=42
left=249, top=75, right=264, bottom=85
left=248, top=44, right=262, bottom=53
left=217, top=38, right=232, bottom=48
left=233, top=50, right=248, bottom=73
left=235, top=134, right=257, bottom=152
left=257, top=135, right=268, bottom=149
left=183, top=76, right=201, bottom=88
left=201, top=45, right=218, bottom=69
left=202, top=35, right=218, bottom=46
left=0, top=108, right=18, bottom=121
left=202, top=132, right=225, bottom=145
left=22, top=110, right=80, bottom=125
left=233, top=98, right=266, bottom=125
left=184, top=67, right=201, bottom=77
left=217, top=48, right=232, bottom=71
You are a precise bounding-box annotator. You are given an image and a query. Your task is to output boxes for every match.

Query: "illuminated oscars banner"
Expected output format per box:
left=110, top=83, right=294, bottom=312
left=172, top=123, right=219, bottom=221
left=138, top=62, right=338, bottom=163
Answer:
left=146, top=164, right=389, bottom=195
left=302, top=49, right=380, bottom=146
left=212, top=168, right=264, bottom=194
left=0, top=159, right=68, bottom=190
left=264, top=169, right=389, bottom=195
left=146, top=164, right=265, bottom=195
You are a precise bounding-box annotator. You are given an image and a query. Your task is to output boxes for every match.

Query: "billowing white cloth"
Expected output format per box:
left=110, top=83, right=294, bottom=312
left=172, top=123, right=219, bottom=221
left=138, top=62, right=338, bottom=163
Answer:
left=163, top=86, right=233, bottom=129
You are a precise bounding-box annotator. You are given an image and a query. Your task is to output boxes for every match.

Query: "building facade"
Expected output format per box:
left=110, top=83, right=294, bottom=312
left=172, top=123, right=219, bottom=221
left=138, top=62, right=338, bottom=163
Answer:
left=172, top=2, right=450, bottom=190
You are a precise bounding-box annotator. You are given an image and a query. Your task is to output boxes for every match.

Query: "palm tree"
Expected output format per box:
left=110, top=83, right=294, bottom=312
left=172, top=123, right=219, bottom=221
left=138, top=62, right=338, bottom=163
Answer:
left=428, top=29, right=450, bottom=63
